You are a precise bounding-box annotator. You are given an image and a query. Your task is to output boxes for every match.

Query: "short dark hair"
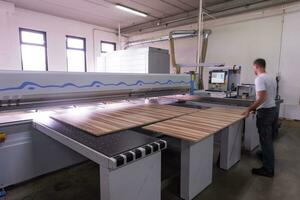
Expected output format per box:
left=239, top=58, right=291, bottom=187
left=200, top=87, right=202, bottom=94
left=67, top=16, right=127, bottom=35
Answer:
left=253, top=58, right=266, bottom=69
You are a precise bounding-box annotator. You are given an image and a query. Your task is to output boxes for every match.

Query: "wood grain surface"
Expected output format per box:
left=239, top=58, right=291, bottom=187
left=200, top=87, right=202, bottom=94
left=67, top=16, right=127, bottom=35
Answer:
left=143, top=107, right=246, bottom=142
left=50, top=104, right=199, bottom=136
left=161, top=94, right=201, bottom=101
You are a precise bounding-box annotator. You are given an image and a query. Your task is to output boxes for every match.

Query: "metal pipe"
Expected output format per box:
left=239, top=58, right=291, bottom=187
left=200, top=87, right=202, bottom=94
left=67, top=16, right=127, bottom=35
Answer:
left=169, top=33, right=178, bottom=74
left=124, top=31, right=197, bottom=48
left=168, top=32, right=182, bottom=74
left=169, top=30, right=198, bottom=74
left=198, top=29, right=211, bottom=89
left=118, top=23, right=122, bottom=50
left=197, top=0, right=204, bottom=90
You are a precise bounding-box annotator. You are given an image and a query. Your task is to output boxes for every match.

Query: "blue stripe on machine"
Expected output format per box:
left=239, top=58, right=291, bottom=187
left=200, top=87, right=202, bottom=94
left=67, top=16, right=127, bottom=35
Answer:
left=0, top=80, right=190, bottom=92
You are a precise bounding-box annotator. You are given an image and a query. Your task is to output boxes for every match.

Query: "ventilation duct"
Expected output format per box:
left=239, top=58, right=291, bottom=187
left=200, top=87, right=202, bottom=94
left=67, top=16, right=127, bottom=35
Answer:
left=169, top=29, right=211, bottom=75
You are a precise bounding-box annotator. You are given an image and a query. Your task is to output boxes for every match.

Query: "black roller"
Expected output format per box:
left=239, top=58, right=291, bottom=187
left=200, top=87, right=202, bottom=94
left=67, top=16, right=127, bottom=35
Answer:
left=144, top=146, right=152, bottom=155
left=150, top=143, right=159, bottom=152
left=134, top=149, right=142, bottom=159
left=114, top=155, right=125, bottom=167
left=124, top=152, right=134, bottom=163
left=158, top=140, right=166, bottom=149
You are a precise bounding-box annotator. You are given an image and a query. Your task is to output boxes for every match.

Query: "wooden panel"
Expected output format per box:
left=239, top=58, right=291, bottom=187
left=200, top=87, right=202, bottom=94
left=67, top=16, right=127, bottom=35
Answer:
left=50, top=104, right=198, bottom=136
left=143, top=107, right=246, bottom=142
left=161, top=95, right=201, bottom=101
left=203, top=107, right=247, bottom=115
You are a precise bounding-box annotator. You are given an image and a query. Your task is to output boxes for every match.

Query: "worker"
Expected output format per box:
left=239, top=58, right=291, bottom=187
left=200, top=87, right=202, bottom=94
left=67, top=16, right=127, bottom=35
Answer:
left=243, top=58, right=276, bottom=178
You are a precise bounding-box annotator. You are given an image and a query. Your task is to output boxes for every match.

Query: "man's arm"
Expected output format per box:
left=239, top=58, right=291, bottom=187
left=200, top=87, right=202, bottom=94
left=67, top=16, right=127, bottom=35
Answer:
left=243, top=90, right=267, bottom=116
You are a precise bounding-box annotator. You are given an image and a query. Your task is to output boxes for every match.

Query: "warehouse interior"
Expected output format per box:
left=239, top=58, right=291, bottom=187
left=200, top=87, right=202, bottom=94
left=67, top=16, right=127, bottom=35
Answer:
left=0, top=0, right=300, bottom=200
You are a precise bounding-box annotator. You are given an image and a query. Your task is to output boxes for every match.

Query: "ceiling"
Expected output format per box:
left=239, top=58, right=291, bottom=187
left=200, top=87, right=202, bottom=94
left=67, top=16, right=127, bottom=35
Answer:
left=4, top=0, right=299, bottom=35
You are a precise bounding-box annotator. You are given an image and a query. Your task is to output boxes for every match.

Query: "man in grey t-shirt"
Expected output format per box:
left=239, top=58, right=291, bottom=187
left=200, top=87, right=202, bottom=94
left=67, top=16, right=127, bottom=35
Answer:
left=243, top=58, right=276, bottom=177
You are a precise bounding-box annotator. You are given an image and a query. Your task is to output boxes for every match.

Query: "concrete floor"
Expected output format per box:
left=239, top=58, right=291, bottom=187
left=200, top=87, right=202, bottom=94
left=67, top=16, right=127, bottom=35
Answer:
left=4, top=120, right=300, bottom=200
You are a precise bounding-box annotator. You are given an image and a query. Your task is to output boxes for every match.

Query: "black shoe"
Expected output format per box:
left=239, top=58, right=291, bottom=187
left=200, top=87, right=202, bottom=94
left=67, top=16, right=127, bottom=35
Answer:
left=256, top=150, right=263, bottom=161
left=252, top=167, right=274, bottom=178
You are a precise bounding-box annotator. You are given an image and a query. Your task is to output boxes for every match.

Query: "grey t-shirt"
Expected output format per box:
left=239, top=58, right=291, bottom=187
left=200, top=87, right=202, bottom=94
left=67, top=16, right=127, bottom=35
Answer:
left=255, top=73, right=276, bottom=109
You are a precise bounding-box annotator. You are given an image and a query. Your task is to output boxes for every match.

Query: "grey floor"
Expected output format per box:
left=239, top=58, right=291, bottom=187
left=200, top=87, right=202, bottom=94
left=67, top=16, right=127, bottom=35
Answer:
left=5, top=120, right=300, bottom=200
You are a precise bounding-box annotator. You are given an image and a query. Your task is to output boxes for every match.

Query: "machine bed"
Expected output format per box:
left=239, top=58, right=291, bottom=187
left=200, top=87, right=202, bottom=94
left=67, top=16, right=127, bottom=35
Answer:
left=34, top=116, right=166, bottom=169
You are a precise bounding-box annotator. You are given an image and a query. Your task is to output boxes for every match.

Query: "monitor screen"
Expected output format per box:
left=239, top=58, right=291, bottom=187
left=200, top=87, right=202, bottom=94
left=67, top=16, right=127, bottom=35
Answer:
left=211, top=72, right=225, bottom=84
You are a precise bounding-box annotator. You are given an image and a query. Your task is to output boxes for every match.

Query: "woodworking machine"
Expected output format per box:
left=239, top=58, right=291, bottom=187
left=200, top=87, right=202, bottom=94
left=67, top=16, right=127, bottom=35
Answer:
left=0, top=71, right=191, bottom=200
left=0, top=71, right=190, bottom=110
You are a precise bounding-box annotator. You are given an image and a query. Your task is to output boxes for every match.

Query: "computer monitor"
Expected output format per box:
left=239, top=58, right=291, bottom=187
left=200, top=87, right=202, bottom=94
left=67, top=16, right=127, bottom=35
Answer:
left=211, top=72, right=226, bottom=84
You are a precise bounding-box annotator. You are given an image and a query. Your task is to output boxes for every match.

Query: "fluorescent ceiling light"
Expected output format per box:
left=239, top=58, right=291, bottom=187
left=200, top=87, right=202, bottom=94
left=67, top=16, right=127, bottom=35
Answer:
left=116, top=4, right=147, bottom=17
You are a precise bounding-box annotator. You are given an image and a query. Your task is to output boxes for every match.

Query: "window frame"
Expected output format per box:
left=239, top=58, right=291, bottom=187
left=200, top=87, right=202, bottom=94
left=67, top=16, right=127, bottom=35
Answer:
left=19, top=27, right=48, bottom=71
left=101, top=41, right=116, bottom=54
left=66, top=35, right=87, bottom=72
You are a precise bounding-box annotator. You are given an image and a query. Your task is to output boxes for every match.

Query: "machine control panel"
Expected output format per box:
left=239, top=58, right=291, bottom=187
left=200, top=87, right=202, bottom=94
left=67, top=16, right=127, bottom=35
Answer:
left=208, top=70, right=228, bottom=91
left=207, top=66, right=241, bottom=92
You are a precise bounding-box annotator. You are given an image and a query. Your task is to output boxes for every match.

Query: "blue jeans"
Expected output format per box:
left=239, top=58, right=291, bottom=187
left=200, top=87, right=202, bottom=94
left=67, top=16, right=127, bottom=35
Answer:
left=256, top=107, right=276, bottom=171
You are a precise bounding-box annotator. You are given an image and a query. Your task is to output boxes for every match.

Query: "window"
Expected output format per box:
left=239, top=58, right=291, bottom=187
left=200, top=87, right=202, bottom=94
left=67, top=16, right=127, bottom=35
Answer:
left=66, top=36, right=86, bottom=72
left=19, top=28, right=48, bottom=71
left=101, top=41, right=116, bottom=54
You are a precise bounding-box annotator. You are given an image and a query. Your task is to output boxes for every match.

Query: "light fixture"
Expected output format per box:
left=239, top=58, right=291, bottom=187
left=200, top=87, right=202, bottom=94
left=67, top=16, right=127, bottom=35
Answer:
left=116, top=4, right=147, bottom=17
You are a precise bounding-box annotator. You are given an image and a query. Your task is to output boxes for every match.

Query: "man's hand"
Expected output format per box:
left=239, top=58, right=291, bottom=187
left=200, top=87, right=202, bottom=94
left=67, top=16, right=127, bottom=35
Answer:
left=242, top=108, right=251, bottom=117
left=242, top=90, right=267, bottom=117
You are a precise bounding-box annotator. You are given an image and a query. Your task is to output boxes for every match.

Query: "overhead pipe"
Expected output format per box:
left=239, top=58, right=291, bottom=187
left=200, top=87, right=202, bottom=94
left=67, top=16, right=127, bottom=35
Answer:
left=197, top=0, right=204, bottom=90
left=169, top=32, right=178, bottom=73
left=118, top=23, right=122, bottom=50
left=168, top=29, right=211, bottom=75
left=124, top=32, right=197, bottom=48
left=198, top=30, right=211, bottom=90
left=169, top=30, right=197, bottom=74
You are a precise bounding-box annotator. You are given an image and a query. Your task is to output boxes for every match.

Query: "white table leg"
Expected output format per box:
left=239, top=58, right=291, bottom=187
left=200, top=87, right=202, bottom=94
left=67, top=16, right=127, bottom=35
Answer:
left=180, top=135, right=214, bottom=200
left=244, top=113, right=260, bottom=151
left=220, top=120, right=244, bottom=170
left=100, top=152, right=161, bottom=200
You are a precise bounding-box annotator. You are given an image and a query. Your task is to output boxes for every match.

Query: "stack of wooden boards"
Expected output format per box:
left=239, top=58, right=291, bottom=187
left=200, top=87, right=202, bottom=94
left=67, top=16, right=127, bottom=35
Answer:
left=143, top=107, right=246, bottom=142
left=50, top=104, right=198, bottom=136
left=50, top=104, right=246, bottom=142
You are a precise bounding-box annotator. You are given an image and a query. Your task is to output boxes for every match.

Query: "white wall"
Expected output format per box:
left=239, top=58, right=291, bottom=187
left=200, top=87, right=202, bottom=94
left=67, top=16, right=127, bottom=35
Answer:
left=128, top=5, right=300, bottom=120
left=0, top=2, right=125, bottom=72
left=205, top=16, right=282, bottom=84
left=279, top=11, right=300, bottom=120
